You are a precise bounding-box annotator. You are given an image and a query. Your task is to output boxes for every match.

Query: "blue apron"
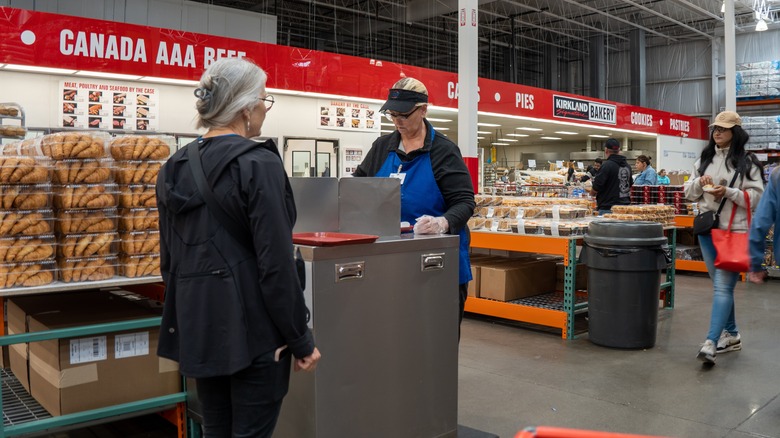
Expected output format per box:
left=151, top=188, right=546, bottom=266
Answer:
left=375, top=130, right=472, bottom=285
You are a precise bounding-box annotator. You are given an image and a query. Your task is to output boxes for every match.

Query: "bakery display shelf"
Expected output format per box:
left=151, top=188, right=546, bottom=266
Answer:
left=0, top=275, right=162, bottom=297
left=2, top=368, right=51, bottom=427
left=469, top=228, right=677, bottom=339
left=0, top=103, right=26, bottom=141
left=0, top=303, right=189, bottom=438
left=0, top=277, right=193, bottom=438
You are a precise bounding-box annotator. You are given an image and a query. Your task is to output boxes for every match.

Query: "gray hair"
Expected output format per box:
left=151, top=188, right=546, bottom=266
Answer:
left=194, top=58, right=267, bottom=129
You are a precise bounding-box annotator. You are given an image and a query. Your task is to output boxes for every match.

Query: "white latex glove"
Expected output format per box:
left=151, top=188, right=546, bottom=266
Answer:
left=413, top=215, right=449, bottom=235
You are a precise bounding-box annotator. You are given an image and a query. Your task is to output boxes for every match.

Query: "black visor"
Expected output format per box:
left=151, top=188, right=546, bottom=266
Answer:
left=379, top=89, right=428, bottom=113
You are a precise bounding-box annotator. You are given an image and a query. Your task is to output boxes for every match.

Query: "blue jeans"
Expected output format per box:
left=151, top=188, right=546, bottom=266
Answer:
left=699, top=234, right=740, bottom=342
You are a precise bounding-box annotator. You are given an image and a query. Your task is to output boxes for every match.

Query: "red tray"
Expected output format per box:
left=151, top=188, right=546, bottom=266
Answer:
left=293, top=232, right=379, bottom=246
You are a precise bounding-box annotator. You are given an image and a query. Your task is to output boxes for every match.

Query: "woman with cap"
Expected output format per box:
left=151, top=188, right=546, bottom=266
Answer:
left=633, top=155, right=658, bottom=185
left=684, top=110, right=764, bottom=364
left=354, top=77, right=476, bottom=332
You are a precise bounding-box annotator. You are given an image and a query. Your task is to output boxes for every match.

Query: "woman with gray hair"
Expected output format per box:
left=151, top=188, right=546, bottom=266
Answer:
left=156, top=57, right=320, bottom=437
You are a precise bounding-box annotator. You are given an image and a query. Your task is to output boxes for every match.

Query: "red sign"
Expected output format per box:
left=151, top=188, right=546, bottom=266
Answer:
left=0, top=7, right=709, bottom=140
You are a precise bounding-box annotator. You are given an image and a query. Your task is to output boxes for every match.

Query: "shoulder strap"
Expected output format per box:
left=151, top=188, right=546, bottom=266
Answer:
left=715, top=170, right=741, bottom=217
left=187, top=141, right=254, bottom=252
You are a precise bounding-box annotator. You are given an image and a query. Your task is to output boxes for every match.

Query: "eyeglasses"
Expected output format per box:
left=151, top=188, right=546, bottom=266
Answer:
left=384, top=105, right=421, bottom=122
left=712, top=126, right=730, bottom=133
left=260, top=95, right=275, bottom=111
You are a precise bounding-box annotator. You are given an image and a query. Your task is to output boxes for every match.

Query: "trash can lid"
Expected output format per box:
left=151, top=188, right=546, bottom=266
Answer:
left=584, top=220, right=667, bottom=247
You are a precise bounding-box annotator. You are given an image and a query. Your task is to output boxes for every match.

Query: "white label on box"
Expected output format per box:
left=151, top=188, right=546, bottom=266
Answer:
left=114, top=332, right=150, bottom=359
left=70, top=336, right=107, bottom=364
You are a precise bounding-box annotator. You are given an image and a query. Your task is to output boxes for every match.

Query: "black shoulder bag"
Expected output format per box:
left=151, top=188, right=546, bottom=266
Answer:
left=187, top=141, right=307, bottom=289
left=692, top=170, right=740, bottom=236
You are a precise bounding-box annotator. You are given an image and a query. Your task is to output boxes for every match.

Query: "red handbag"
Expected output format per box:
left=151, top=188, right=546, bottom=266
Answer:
left=711, top=191, right=751, bottom=273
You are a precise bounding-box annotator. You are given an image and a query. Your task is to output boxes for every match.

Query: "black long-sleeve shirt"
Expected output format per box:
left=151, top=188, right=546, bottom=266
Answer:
left=354, top=119, right=475, bottom=233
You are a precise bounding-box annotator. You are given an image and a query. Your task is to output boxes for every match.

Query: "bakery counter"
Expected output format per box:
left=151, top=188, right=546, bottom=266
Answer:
left=467, top=227, right=677, bottom=339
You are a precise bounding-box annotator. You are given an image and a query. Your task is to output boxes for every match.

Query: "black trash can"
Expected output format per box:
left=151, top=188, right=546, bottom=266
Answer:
left=580, top=220, right=669, bottom=348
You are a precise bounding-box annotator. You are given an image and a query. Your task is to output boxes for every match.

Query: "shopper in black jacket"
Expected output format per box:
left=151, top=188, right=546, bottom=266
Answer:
left=354, top=77, right=475, bottom=331
left=156, top=58, right=320, bottom=438
left=590, top=138, right=632, bottom=214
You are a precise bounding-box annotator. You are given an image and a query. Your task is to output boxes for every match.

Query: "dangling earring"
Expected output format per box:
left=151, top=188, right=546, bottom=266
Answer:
left=246, top=118, right=251, bottom=135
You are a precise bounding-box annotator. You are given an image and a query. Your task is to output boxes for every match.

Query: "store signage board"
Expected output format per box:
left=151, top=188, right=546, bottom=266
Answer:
left=577, top=162, right=584, bottom=169
left=528, top=159, right=536, bottom=168
left=317, top=99, right=381, bottom=132
left=555, top=160, right=564, bottom=168
left=0, top=7, right=709, bottom=140
left=60, top=79, right=159, bottom=130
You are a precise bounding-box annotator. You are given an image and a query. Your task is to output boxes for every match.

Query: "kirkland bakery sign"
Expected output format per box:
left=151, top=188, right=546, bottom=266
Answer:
left=553, top=95, right=616, bottom=125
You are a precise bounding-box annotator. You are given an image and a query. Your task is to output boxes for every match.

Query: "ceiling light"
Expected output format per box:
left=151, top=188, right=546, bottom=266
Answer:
left=497, top=138, right=519, bottom=142
left=76, top=71, right=143, bottom=80
left=555, top=131, right=578, bottom=135
left=477, top=130, right=491, bottom=134
left=721, top=1, right=725, bottom=13
left=425, top=118, right=452, bottom=123
left=477, top=137, right=485, bottom=140
left=433, top=127, right=449, bottom=131
left=380, top=130, right=394, bottom=134
left=540, top=137, right=562, bottom=140
left=491, top=142, right=509, bottom=146
left=138, top=76, right=198, bottom=85
left=516, top=127, right=543, bottom=131
left=381, top=122, right=395, bottom=127
left=478, top=122, right=501, bottom=127
left=756, top=18, right=768, bottom=31
left=588, top=134, right=610, bottom=138
left=506, top=133, right=529, bottom=137
left=3, top=64, right=77, bottom=74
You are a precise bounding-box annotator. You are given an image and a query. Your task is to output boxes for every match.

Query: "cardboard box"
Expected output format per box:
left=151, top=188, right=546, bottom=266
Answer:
left=7, top=291, right=105, bottom=393
left=555, top=262, right=588, bottom=291
left=11, top=292, right=179, bottom=416
left=468, top=266, right=480, bottom=297
left=668, top=172, right=690, bottom=185
left=480, top=259, right=557, bottom=301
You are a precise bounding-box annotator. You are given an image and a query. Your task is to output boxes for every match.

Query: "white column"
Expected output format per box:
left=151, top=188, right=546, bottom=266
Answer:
left=724, top=0, right=736, bottom=111
left=458, top=0, right=479, bottom=191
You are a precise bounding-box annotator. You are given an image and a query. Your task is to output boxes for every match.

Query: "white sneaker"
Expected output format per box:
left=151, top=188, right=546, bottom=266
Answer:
left=697, top=339, right=716, bottom=364
left=717, top=330, right=742, bottom=353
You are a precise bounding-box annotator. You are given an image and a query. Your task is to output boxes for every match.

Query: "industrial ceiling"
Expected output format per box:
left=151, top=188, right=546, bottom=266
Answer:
left=191, top=0, right=779, bottom=85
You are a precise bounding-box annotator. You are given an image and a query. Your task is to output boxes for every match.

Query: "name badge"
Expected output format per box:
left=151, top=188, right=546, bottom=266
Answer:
left=389, top=172, right=406, bottom=184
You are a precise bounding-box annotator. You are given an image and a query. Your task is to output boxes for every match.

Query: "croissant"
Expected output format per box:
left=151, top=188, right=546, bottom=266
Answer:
left=59, top=233, right=116, bottom=258
left=120, top=253, right=161, bottom=278
left=119, top=208, right=159, bottom=231
left=119, top=230, right=160, bottom=254
left=0, top=236, right=54, bottom=262
left=0, top=185, right=51, bottom=210
left=53, top=160, right=111, bottom=184
left=59, top=256, right=115, bottom=282
left=118, top=185, right=157, bottom=208
left=54, top=185, right=117, bottom=209
left=110, top=136, right=170, bottom=160
left=115, top=161, right=161, bottom=184
left=0, top=262, right=54, bottom=288
left=56, top=209, right=117, bottom=234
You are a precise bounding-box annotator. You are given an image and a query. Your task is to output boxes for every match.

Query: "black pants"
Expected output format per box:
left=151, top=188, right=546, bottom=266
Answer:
left=459, top=282, right=468, bottom=339
left=195, top=349, right=292, bottom=438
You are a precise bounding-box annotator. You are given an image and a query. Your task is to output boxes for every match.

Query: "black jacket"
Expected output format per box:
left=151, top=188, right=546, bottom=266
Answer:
left=156, top=135, right=314, bottom=378
left=592, top=153, right=632, bottom=210
left=353, top=119, right=475, bottom=233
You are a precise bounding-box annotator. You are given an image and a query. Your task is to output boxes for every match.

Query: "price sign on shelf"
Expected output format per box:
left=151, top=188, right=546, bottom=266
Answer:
left=577, top=162, right=584, bottom=169
left=555, top=160, right=564, bottom=168
left=528, top=159, right=536, bottom=168
left=755, top=153, right=768, bottom=161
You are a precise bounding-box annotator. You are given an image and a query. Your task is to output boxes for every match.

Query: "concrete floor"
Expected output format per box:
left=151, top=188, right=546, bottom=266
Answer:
left=458, top=274, right=780, bottom=438
left=41, top=273, right=780, bottom=438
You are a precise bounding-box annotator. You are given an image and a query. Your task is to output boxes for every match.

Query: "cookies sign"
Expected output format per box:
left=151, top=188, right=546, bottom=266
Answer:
left=318, top=100, right=381, bottom=133
left=60, top=80, right=159, bottom=131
